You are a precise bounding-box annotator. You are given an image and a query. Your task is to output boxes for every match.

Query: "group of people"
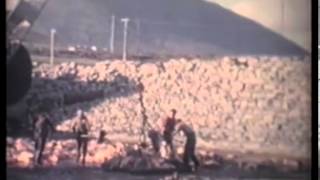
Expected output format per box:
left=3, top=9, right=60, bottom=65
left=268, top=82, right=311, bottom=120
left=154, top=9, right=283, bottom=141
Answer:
left=29, top=108, right=90, bottom=166
left=136, top=78, right=199, bottom=170
left=29, top=106, right=199, bottom=170
left=148, top=109, right=199, bottom=170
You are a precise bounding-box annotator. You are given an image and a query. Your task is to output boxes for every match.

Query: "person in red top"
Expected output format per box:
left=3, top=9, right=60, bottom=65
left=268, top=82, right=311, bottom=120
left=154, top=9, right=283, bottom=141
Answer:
left=162, top=109, right=178, bottom=158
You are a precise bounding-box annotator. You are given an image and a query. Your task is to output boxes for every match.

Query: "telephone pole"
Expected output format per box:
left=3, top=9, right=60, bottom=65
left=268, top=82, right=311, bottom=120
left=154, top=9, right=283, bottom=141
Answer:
left=110, top=15, right=115, bottom=54
left=121, top=18, right=130, bottom=61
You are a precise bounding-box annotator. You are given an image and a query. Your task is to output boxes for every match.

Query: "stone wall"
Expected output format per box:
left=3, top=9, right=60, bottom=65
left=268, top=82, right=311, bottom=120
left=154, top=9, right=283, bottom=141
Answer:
left=26, top=56, right=311, bottom=159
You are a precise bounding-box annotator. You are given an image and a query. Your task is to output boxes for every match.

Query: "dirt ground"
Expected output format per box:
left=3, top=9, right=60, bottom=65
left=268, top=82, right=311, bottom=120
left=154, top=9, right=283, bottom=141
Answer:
left=7, top=165, right=310, bottom=180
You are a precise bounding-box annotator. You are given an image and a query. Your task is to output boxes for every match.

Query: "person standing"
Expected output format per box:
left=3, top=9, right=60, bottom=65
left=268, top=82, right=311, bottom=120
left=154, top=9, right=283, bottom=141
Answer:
left=162, top=109, right=178, bottom=158
left=72, top=110, right=90, bottom=166
left=32, top=110, right=55, bottom=166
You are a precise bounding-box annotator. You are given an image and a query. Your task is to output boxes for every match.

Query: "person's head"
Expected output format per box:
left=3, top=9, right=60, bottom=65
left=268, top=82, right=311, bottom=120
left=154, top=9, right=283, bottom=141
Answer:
left=140, top=142, right=148, bottom=149
left=99, top=130, right=106, bottom=136
left=77, top=110, right=85, bottom=119
left=171, top=109, right=177, bottom=118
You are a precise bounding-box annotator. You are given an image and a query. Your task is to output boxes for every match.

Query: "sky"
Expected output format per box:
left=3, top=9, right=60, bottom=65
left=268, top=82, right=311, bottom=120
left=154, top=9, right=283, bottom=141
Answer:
left=204, top=0, right=311, bottom=51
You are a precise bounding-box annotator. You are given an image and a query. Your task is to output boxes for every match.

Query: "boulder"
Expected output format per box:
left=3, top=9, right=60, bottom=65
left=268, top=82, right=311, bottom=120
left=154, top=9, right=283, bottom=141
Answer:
left=16, top=151, right=33, bottom=167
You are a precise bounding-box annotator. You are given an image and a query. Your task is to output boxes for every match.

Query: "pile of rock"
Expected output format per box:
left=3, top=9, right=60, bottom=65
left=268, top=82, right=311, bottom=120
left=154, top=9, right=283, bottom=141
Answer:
left=6, top=137, right=126, bottom=167
left=22, top=56, right=310, bottom=159
left=7, top=138, right=34, bottom=167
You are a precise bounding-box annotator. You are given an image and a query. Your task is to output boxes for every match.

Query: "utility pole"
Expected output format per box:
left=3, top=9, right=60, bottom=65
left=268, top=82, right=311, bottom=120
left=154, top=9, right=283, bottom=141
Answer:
left=50, top=28, right=56, bottom=65
left=281, top=0, right=285, bottom=33
left=121, top=18, right=130, bottom=61
left=110, top=15, right=115, bottom=54
left=136, top=18, right=141, bottom=56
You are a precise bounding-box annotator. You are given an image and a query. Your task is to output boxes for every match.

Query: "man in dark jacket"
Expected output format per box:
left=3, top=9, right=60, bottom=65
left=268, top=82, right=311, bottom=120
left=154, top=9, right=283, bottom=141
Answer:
left=175, top=120, right=199, bottom=171
left=32, top=110, right=55, bottom=166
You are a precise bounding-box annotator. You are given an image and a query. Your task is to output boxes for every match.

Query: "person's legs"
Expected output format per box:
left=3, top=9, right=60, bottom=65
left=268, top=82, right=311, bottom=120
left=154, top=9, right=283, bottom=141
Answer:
left=37, top=137, right=47, bottom=165
left=148, top=130, right=161, bottom=154
left=164, top=133, right=175, bottom=158
left=168, top=139, right=175, bottom=158
left=34, top=138, right=40, bottom=165
left=82, top=140, right=88, bottom=166
left=183, top=142, right=190, bottom=167
left=190, top=144, right=199, bottom=169
left=163, top=133, right=171, bottom=155
left=191, top=154, right=199, bottom=169
left=76, top=139, right=82, bottom=163
left=150, top=135, right=160, bottom=154
left=189, top=135, right=199, bottom=169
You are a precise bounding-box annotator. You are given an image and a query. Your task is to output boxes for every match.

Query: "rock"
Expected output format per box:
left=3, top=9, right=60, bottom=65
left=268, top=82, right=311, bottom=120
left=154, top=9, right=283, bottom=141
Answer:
left=203, top=159, right=220, bottom=167
left=92, top=149, right=109, bottom=164
left=238, top=56, right=248, bottom=63
left=133, top=144, right=139, bottom=151
left=243, top=162, right=259, bottom=171
left=7, top=137, right=14, bottom=146
left=119, top=156, right=135, bottom=168
left=91, top=46, right=97, bottom=52
left=67, top=46, right=76, bottom=52
left=105, top=157, right=122, bottom=169
left=282, top=159, right=299, bottom=170
left=226, top=154, right=235, bottom=160
left=47, top=155, right=59, bottom=166
left=15, top=139, right=28, bottom=151
left=139, top=63, right=159, bottom=77
left=16, top=151, right=33, bottom=166
left=69, top=62, right=76, bottom=69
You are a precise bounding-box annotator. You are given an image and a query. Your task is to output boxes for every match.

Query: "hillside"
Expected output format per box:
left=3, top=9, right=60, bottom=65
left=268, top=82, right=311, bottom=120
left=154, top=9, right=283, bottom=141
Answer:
left=25, top=0, right=307, bottom=56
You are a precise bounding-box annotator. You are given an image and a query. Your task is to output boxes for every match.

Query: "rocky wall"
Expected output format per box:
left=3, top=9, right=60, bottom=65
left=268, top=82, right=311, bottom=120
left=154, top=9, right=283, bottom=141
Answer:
left=25, top=56, right=311, bottom=159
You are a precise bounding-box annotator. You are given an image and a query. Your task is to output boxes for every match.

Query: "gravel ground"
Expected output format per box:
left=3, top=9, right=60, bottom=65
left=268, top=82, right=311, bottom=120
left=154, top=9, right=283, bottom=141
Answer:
left=7, top=166, right=310, bottom=180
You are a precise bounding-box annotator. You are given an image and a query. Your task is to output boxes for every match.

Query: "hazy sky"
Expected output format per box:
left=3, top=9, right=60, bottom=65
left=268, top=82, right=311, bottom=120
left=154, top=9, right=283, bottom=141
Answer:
left=205, top=0, right=311, bottom=51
